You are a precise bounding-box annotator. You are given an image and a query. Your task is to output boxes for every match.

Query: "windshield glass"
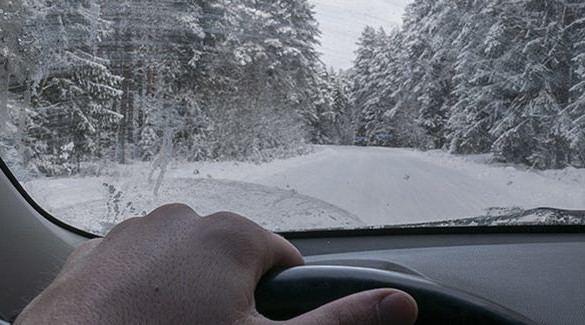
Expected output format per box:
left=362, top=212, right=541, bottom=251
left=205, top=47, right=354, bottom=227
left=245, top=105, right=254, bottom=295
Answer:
left=1, top=0, right=584, bottom=235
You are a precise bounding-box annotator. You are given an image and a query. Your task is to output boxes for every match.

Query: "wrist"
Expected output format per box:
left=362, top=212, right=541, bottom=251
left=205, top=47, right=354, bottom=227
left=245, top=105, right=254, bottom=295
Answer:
left=15, top=274, right=129, bottom=324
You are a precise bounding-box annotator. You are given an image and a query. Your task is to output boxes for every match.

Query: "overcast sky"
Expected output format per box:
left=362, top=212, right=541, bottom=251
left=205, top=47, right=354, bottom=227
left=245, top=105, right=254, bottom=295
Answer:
left=310, top=0, right=412, bottom=70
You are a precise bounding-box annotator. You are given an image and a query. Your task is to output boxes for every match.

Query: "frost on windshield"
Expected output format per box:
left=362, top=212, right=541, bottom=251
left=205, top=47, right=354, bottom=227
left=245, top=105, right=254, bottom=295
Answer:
left=1, top=0, right=585, bottom=234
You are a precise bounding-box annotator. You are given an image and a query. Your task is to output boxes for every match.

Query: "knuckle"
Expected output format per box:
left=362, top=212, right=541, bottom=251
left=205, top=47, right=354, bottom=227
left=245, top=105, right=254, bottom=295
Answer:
left=202, top=212, right=268, bottom=257
left=205, top=211, right=262, bottom=234
left=104, top=216, right=141, bottom=236
left=112, top=216, right=141, bottom=230
left=154, top=203, right=196, bottom=216
left=144, top=203, right=199, bottom=225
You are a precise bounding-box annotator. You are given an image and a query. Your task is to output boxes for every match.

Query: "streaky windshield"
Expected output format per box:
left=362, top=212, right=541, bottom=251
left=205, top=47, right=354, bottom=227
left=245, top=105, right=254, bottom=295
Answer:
left=1, top=0, right=584, bottom=235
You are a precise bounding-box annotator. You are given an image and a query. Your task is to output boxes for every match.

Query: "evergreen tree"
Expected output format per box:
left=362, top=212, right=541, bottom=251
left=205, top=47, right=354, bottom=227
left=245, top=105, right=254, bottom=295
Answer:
left=448, top=0, right=505, bottom=155
left=0, top=0, right=29, bottom=120
left=100, top=0, right=204, bottom=163
left=567, top=1, right=585, bottom=166
left=350, top=0, right=584, bottom=168
left=405, top=0, right=459, bottom=148
left=351, top=26, right=388, bottom=143
left=185, top=0, right=323, bottom=160
left=489, top=0, right=574, bottom=168
left=328, top=70, right=355, bottom=145
left=351, top=26, right=427, bottom=148
left=24, top=0, right=122, bottom=175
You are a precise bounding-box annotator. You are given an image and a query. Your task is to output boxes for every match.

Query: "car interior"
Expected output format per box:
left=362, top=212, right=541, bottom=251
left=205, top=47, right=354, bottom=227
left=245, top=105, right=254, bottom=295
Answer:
left=1, top=159, right=584, bottom=324
left=2, top=0, right=585, bottom=324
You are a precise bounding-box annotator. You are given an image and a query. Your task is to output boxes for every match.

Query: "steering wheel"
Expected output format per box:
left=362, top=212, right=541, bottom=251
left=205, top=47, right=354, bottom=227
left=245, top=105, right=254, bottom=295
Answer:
left=255, top=265, right=536, bottom=324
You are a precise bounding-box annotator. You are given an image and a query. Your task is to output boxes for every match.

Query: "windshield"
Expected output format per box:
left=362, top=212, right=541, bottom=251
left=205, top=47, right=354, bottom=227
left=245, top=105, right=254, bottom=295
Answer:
left=1, top=0, right=584, bottom=235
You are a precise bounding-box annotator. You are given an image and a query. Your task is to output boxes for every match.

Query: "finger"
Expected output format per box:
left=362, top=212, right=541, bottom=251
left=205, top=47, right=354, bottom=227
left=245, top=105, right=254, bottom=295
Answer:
left=287, top=289, right=418, bottom=325
left=202, top=212, right=304, bottom=283
left=258, top=232, right=305, bottom=282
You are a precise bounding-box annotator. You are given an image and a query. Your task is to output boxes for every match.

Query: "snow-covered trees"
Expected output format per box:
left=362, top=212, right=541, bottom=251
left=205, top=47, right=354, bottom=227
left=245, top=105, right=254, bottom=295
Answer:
left=350, top=0, right=585, bottom=169
left=448, top=0, right=585, bottom=168
left=447, top=0, right=501, bottom=155
left=403, top=0, right=459, bottom=149
left=3, top=0, right=584, bottom=174
left=484, top=0, right=574, bottom=168
left=22, top=0, right=122, bottom=175
left=2, top=0, right=330, bottom=175
left=99, top=0, right=205, bottom=163
left=182, top=0, right=325, bottom=160
left=0, top=0, right=26, bottom=121
left=0, top=0, right=35, bottom=150
left=323, top=70, right=354, bottom=145
left=351, top=26, right=429, bottom=148
left=567, top=1, right=585, bottom=165
left=352, top=27, right=391, bottom=144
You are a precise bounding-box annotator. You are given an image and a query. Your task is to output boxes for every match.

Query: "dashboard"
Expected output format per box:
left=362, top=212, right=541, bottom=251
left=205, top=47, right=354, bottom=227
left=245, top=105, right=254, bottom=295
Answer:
left=292, top=232, right=585, bottom=324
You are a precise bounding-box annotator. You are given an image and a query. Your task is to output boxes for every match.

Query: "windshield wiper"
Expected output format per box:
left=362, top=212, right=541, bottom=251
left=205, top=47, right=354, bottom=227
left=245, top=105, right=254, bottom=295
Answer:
left=403, top=208, right=585, bottom=227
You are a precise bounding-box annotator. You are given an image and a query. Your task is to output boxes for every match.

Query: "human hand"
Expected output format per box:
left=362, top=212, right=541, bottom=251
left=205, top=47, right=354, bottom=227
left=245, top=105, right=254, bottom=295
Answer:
left=16, top=204, right=418, bottom=324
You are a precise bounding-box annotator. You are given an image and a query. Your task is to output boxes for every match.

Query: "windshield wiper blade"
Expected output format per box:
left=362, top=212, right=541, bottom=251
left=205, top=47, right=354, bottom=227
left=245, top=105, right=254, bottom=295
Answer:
left=403, top=208, right=585, bottom=227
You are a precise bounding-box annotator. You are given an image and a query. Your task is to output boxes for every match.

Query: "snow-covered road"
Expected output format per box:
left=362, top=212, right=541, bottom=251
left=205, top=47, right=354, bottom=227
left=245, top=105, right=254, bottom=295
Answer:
left=25, top=145, right=585, bottom=233
left=169, top=146, right=585, bottom=226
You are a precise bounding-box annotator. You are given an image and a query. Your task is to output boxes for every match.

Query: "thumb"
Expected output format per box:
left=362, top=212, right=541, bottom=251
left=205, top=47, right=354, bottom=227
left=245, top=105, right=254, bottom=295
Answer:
left=287, top=289, right=418, bottom=325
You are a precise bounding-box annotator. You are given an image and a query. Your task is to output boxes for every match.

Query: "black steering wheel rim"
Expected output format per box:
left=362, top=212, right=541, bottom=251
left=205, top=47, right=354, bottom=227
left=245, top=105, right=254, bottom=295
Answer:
left=255, top=265, right=536, bottom=324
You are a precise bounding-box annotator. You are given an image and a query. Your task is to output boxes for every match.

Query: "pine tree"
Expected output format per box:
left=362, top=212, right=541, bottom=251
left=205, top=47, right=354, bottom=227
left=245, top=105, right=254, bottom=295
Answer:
left=448, top=0, right=506, bottom=155
left=349, top=0, right=583, bottom=168
left=566, top=1, right=585, bottom=166
left=1, top=0, right=26, bottom=120
left=0, top=0, right=35, bottom=177
left=100, top=0, right=205, bottom=163
left=405, top=0, right=460, bottom=148
left=24, top=0, right=122, bottom=175
left=489, top=0, right=574, bottom=168
left=351, top=25, right=427, bottom=148
left=184, top=0, right=323, bottom=160
left=1, top=0, right=36, bottom=141
left=351, top=26, right=386, bottom=143
left=329, top=70, right=355, bottom=144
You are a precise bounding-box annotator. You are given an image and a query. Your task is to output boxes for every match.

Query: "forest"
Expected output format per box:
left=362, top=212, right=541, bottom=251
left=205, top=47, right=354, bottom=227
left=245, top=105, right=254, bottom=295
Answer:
left=1, top=0, right=585, bottom=178
left=352, top=0, right=585, bottom=169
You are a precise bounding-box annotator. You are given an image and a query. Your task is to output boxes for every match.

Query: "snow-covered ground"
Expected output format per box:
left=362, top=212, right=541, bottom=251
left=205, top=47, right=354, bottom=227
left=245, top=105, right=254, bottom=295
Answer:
left=23, top=145, right=585, bottom=235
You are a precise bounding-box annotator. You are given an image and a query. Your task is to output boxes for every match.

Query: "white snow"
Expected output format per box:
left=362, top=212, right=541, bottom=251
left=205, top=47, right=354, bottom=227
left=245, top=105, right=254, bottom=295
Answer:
left=23, top=145, right=585, bottom=234
left=310, top=0, right=412, bottom=69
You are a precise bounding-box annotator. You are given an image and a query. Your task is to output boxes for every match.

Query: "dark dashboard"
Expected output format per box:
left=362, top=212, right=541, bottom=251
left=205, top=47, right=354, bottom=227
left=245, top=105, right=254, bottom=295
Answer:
left=295, top=234, right=585, bottom=324
left=284, top=230, right=585, bottom=325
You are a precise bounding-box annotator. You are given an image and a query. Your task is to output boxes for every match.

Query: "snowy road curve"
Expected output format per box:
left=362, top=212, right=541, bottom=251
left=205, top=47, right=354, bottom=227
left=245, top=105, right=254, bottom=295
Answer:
left=171, top=146, right=585, bottom=226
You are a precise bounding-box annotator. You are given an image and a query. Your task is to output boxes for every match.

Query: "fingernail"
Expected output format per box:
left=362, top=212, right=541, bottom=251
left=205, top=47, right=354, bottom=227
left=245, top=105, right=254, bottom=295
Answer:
left=378, top=292, right=418, bottom=325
